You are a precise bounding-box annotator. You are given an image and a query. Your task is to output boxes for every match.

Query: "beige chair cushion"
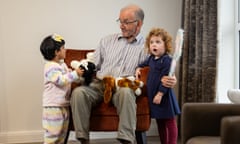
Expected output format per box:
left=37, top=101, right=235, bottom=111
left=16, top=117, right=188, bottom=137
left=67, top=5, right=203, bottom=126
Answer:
left=186, top=136, right=220, bottom=144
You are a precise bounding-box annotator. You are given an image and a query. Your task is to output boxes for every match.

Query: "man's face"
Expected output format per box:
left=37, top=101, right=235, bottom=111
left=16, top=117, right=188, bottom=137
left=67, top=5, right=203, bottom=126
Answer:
left=118, top=10, right=139, bottom=39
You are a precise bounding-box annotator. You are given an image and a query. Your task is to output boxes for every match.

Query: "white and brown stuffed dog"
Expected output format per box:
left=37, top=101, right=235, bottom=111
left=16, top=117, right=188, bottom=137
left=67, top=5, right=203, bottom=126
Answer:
left=116, top=76, right=144, bottom=96
left=102, top=76, right=144, bottom=104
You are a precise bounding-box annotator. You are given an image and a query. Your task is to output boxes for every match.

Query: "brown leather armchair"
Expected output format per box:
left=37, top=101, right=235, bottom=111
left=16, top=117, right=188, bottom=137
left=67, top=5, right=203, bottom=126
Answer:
left=181, top=103, right=240, bottom=144
left=64, top=49, right=151, bottom=144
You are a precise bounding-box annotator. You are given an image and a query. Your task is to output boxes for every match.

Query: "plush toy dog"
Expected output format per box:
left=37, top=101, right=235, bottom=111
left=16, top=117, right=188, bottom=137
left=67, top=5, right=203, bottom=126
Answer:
left=116, top=76, right=144, bottom=96
left=71, top=52, right=96, bottom=85
left=102, top=76, right=144, bottom=104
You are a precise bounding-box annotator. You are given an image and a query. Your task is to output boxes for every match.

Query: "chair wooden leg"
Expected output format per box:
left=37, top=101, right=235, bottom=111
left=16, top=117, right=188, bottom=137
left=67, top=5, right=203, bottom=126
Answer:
left=135, top=131, right=147, bottom=144
left=64, top=128, right=70, bottom=144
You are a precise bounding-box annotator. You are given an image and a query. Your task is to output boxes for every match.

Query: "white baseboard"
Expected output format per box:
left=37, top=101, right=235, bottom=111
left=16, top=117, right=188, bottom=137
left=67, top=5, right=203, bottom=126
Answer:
left=70, top=130, right=157, bottom=140
left=67, top=131, right=118, bottom=140
left=0, top=130, right=44, bottom=144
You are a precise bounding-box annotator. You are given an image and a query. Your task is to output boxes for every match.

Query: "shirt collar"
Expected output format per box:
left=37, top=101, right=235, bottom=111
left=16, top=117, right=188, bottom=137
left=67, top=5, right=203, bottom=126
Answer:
left=117, top=33, right=143, bottom=43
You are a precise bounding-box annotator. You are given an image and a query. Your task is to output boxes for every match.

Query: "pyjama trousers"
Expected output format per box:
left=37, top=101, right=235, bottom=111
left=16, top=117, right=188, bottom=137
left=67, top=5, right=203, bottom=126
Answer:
left=42, top=107, right=69, bottom=144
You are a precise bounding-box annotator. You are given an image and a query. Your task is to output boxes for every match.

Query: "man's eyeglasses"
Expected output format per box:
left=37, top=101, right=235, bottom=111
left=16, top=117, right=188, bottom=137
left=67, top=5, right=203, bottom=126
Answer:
left=116, top=19, right=138, bottom=25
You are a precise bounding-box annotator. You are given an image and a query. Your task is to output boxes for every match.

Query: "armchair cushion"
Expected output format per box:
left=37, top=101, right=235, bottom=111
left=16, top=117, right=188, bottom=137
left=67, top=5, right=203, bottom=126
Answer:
left=186, top=136, right=219, bottom=144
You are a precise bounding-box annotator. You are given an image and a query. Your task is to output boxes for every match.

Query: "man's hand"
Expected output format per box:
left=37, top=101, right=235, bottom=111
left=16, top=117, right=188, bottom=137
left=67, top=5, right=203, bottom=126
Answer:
left=161, top=75, right=177, bottom=88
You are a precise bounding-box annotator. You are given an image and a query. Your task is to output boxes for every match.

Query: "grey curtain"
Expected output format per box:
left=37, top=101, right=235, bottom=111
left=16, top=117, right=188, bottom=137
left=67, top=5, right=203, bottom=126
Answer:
left=179, top=0, right=218, bottom=105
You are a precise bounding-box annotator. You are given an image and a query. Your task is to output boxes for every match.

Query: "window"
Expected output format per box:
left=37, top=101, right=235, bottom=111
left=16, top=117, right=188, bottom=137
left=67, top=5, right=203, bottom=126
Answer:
left=236, top=0, right=240, bottom=88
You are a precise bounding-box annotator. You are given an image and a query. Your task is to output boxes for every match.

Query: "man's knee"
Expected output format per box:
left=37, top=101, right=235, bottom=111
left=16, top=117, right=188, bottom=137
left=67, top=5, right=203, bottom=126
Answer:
left=71, top=86, right=87, bottom=101
left=118, top=87, right=133, bottom=94
left=117, top=87, right=136, bottom=101
left=72, top=86, right=83, bottom=95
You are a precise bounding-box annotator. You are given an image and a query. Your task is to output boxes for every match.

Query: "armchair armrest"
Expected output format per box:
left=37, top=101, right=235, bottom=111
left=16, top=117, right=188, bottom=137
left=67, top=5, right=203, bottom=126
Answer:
left=181, top=103, right=240, bottom=144
left=138, top=67, right=149, bottom=97
left=138, top=67, right=149, bottom=84
left=221, top=116, right=240, bottom=144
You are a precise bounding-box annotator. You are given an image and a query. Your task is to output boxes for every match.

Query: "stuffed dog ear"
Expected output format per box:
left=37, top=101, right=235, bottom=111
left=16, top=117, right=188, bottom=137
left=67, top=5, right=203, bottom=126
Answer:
left=103, top=76, right=115, bottom=104
left=86, top=52, right=95, bottom=63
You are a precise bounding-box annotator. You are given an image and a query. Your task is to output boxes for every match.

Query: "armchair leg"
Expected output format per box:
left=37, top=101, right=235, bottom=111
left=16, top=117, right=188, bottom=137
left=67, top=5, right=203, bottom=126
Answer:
left=64, top=129, right=70, bottom=144
left=135, top=131, right=147, bottom=144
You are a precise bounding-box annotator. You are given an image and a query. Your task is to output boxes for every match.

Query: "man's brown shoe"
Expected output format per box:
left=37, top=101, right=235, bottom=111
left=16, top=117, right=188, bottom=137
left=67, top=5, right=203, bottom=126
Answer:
left=117, top=138, right=131, bottom=144
left=77, top=138, right=89, bottom=144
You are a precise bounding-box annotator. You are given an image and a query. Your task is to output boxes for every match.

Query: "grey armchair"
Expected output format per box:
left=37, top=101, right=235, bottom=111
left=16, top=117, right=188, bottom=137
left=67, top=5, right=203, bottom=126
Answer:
left=181, top=103, right=240, bottom=144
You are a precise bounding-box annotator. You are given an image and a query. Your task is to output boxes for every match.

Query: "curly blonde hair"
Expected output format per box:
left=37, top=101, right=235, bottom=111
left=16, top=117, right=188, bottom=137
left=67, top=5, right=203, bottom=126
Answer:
left=145, top=27, right=173, bottom=54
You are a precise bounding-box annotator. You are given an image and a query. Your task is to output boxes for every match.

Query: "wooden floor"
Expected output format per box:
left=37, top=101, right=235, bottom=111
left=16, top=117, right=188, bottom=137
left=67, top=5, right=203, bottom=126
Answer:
left=17, top=136, right=181, bottom=144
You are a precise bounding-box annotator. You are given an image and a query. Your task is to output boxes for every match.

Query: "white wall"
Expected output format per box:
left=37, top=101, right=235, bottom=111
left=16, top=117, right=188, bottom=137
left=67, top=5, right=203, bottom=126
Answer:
left=217, top=0, right=236, bottom=103
left=0, top=0, right=182, bottom=143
